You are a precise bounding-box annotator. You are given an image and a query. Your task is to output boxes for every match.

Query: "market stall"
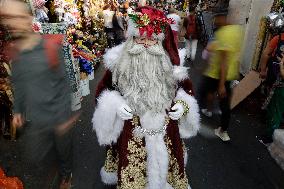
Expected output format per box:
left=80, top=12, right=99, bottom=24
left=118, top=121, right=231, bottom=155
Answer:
left=0, top=26, right=13, bottom=139
left=28, top=0, right=108, bottom=110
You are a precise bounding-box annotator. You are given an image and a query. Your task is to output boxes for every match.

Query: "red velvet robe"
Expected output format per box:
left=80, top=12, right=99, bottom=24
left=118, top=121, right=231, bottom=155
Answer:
left=93, top=67, right=199, bottom=189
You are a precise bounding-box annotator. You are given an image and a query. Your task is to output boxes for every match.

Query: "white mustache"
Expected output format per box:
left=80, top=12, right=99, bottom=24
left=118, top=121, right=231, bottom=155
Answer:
left=128, top=44, right=164, bottom=56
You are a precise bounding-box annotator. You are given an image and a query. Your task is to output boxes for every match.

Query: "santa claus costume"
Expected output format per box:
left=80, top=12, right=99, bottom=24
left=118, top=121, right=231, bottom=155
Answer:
left=92, top=6, right=200, bottom=189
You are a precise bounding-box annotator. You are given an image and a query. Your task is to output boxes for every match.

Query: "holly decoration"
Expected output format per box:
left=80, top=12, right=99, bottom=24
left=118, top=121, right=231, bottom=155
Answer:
left=128, top=8, right=174, bottom=38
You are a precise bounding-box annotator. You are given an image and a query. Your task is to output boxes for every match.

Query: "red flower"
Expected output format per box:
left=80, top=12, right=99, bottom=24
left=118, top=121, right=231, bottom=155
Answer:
left=32, top=22, right=41, bottom=33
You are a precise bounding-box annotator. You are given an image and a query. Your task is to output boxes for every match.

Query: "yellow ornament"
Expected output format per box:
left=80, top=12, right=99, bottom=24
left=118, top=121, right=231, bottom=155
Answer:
left=141, top=14, right=150, bottom=26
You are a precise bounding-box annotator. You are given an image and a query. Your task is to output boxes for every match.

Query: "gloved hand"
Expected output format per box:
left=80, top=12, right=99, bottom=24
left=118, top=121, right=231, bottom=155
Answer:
left=169, top=103, right=184, bottom=120
left=117, top=104, right=133, bottom=120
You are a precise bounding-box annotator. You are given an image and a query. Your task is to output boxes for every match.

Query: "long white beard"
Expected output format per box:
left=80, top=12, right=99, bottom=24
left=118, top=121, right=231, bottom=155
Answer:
left=113, top=41, right=177, bottom=115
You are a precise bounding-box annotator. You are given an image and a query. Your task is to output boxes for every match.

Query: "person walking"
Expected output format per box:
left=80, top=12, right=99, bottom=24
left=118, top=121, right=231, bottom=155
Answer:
left=112, top=10, right=126, bottom=45
left=258, top=32, right=284, bottom=145
left=0, top=0, right=79, bottom=188
left=102, top=4, right=115, bottom=48
left=199, top=11, right=244, bottom=142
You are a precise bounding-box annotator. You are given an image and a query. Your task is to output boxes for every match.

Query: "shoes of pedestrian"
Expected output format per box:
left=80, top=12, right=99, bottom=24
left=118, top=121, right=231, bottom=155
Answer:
left=215, top=127, right=230, bottom=142
left=201, top=109, right=213, bottom=117
left=256, top=135, right=273, bottom=147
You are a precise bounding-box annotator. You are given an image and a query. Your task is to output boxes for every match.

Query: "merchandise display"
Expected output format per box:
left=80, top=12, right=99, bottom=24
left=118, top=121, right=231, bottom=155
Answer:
left=0, top=26, right=13, bottom=139
left=26, top=0, right=108, bottom=109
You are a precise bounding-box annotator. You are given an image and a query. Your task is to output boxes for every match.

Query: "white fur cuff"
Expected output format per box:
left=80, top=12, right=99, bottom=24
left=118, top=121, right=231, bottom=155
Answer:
left=175, top=89, right=200, bottom=139
left=179, top=48, right=187, bottom=66
left=100, top=167, right=118, bottom=185
left=92, top=90, right=125, bottom=145
left=104, top=43, right=125, bottom=72
left=173, top=66, right=189, bottom=82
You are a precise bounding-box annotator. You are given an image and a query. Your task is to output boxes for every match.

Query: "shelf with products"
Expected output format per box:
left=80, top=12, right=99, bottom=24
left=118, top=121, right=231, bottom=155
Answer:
left=27, top=0, right=108, bottom=107
left=0, top=26, right=14, bottom=139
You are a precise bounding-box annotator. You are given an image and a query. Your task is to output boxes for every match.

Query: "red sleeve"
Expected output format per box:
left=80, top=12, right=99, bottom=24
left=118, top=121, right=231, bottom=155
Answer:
left=269, top=35, right=280, bottom=50
left=95, top=70, right=114, bottom=100
left=178, top=79, right=194, bottom=96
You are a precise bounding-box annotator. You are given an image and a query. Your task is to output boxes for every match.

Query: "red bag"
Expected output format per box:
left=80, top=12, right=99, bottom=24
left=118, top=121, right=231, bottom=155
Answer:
left=0, top=168, right=24, bottom=189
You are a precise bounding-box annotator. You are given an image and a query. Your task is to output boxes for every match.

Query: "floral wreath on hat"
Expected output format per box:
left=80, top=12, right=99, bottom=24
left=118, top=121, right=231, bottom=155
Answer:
left=128, top=7, right=175, bottom=38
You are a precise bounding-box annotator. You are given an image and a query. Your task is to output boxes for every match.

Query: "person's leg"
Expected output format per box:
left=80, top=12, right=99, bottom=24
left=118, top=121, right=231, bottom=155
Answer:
left=21, top=124, right=56, bottom=188
left=198, top=76, right=218, bottom=116
left=266, top=87, right=284, bottom=138
left=105, top=28, right=113, bottom=48
left=206, top=92, right=215, bottom=112
left=219, top=81, right=232, bottom=131
left=215, top=81, right=232, bottom=141
left=54, top=127, right=73, bottom=183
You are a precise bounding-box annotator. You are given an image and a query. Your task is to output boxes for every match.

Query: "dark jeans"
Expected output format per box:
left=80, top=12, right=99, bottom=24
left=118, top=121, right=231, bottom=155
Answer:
left=21, top=123, right=73, bottom=180
left=199, top=76, right=232, bottom=131
left=105, top=27, right=115, bottom=48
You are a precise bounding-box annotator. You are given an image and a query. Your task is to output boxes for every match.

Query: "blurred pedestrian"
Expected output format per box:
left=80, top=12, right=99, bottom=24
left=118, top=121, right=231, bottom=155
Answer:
left=182, top=4, right=198, bottom=61
left=0, top=0, right=79, bottom=188
left=112, top=10, right=126, bottom=45
left=200, top=39, right=220, bottom=117
left=259, top=32, right=284, bottom=86
left=258, top=32, right=284, bottom=145
left=199, top=11, right=244, bottom=142
left=102, top=4, right=115, bottom=48
left=167, top=8, right=181, bottom=47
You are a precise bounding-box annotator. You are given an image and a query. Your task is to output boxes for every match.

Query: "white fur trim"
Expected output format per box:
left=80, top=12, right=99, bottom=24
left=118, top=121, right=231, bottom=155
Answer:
left=145, top=134, right=169, bottom=189
left=100, top=167, right=118, bottom=185
left=126, top=19, right=140, bottom=38
left=154, top=33, right=165, bottom=41
left=133, top=112, right=169, bottom=189
left=173, top=66, right=189, bottom=81
left=104, top=43, right=125, bottom=72
left=92, top=90, right=126, bottom=145
left=175, top=89, right=200, bottom=139
left=179, top=48, right=187, bottom=66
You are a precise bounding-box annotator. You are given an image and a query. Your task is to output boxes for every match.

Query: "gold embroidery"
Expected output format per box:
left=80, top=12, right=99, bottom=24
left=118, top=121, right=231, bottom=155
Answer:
left=119, top=136, right=147, bottom=189
left=104, top=147, right=118, bottom=172
left=166, top=137, right=189, bottom=189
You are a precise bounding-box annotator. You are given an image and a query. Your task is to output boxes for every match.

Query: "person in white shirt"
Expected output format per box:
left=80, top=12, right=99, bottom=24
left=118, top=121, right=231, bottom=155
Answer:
left=103, top=5, right=115, bottom=47
left=167, top=8, right=181, bottom=47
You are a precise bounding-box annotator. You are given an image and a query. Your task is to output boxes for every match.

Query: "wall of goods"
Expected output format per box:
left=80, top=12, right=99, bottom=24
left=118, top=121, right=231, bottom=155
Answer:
left=252, top=0, right=284, bottom=70
left=0, top=26, right=13, bottom=139
left=28, top=0, right=110, bottom=111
